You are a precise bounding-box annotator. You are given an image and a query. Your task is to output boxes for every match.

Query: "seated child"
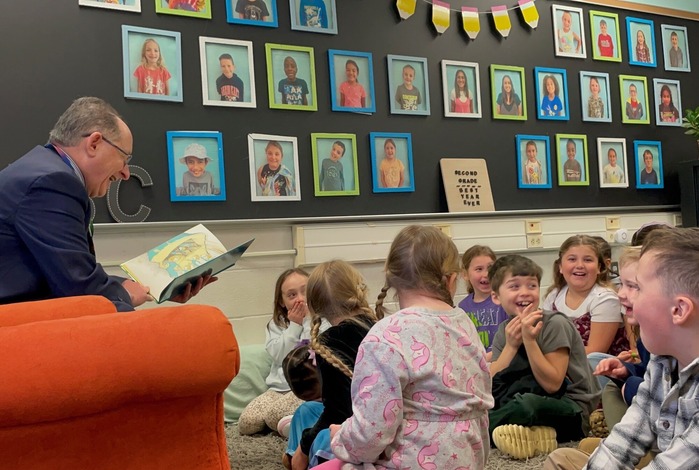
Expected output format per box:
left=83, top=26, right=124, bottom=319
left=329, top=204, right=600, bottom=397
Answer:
left=488, top=255, right=601, bottom=460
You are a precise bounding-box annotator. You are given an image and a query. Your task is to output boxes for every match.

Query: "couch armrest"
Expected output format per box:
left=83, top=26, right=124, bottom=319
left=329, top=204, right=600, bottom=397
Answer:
left=0, top=296, right=116, bottom=327
left=0, top=304, right=239, bottom=427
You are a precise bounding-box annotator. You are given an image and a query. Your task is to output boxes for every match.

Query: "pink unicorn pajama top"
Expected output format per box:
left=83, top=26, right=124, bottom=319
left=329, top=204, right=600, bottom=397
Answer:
left=330, top=306, right=494, bottom=469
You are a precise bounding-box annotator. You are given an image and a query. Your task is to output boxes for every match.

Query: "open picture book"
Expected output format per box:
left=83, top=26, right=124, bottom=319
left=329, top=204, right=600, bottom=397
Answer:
left=120, top=224, right=254, bottom=303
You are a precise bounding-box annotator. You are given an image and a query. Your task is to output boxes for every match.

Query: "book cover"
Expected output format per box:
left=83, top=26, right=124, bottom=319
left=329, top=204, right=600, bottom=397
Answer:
left=120, top=224, right=253, bottom=303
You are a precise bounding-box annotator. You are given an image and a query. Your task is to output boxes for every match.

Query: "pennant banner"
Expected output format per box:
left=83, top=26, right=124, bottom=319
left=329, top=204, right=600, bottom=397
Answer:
left=432, top=0, right=450, bottom=34
left=491, top=5, right=512, bottom=38
left=518, top=0, right=539, bottom=29
left=396, top=0, right=417, bottom=19
left=461, top=6, right=480, bottom=39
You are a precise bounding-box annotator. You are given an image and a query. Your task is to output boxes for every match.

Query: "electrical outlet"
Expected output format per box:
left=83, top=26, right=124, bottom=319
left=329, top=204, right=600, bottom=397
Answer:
left=527, top=235, right=543, bottom=249
left=606, top=216, right=621, bottom=230
left=674, top=214, right=683, bottom=227
left=525, top=220, right=542, bottom=234
left=434, top=224, right=452, bottom=237
left=606, top=231, right=616, bottom=243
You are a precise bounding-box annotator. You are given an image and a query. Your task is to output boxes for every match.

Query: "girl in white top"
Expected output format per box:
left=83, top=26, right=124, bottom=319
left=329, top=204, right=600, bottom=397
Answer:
left=542, top=235, right=628, bottom=357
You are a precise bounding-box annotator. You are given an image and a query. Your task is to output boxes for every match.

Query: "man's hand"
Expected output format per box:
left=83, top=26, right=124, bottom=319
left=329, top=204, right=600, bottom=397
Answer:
left=170, top=271, right=218, bottom=304
left=291, top=446, right=309, bottom=470
left=594, top=357, right=630, bottom=380
left=121, top=279, right=151, bottom=307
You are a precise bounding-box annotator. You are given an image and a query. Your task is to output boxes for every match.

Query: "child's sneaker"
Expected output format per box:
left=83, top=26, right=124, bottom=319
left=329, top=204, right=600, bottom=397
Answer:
left=277, top=415, right=293, bottom=438
left=492, top=424, right=558, bottom=459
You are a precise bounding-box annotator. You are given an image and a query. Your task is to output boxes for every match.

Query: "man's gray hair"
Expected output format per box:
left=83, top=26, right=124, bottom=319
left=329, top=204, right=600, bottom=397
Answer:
left=48, top=97, right=123, bottom=147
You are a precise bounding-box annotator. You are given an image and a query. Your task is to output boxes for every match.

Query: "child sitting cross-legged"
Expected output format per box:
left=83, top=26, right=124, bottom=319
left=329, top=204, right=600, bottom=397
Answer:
left=487, top=255, right=601, bottom=460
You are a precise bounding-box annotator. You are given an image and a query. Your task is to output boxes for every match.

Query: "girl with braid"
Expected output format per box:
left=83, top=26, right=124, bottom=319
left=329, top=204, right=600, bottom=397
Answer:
left=316, top=225, right=494, bottom=470
left=285, top=260, right=379, bottom=470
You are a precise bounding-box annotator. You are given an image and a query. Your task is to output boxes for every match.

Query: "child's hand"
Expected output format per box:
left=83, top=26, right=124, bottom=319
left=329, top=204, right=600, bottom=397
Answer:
left=287, top=299, right=307, bottom=325
left=520, top=304, right=544, bottom=342
left=329, top=424, right=341, bottom=439
left=504, top=316, right=523, bottom=349
left=258, top=175, right=267, bottom=187
left=594, top=357, right=629, bottom=379
left=617, top=350, right=640, bottom=363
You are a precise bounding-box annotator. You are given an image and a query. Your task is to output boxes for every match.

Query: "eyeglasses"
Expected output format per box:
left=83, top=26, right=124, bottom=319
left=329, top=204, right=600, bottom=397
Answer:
left=102, top=136, right=133, bottom=165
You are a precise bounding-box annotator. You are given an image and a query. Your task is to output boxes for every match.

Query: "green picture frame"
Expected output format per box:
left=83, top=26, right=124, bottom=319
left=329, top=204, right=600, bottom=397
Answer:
left=311, top=133, right=359, bottom=196
left=589, top=10, right=622, bottom=62
left=266, top=43, right=317, bottom=112
left=556, top=133, right=589, bottom=186
left=619, top=75, right=650, bottom=124
left=490, top=64, right=527, bottom=121
left=154, top=0, right=212, bottom=19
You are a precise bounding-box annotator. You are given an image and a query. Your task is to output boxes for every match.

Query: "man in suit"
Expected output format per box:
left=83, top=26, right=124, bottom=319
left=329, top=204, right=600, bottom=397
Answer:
left=0, top=97, right=212, bottom=311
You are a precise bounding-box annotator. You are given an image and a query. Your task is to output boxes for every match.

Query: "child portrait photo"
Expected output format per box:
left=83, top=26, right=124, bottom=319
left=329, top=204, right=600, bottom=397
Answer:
left=589, top=10, right=621, bottom=62
left=490, top=65, right=527, bottom=121
left=290, top=0, right=337, bottom=34
left=79, top=0, right=141, bottom=12
left=248, top=133, right=301, bottom=201
left=155, top=0, right=211, bottom=19
left=634, top=140, right=664, bottom=189
left=266, top=43, right=317, bottom=111
left=199, top=37, right=256, bottom=108
left=661, top=24, right=690, bottom=72
left=653, top=78, right=682, bottom=127
left=441, top=60, right=481, bottom=119
left=311, top=133, right=359, bottom=196
left=387, top=54, right=430, bottom=116
left=167, top=131, right=226, bottom=202
left=122, top=25, right=182, bottom=102
left=369, top=132, right=415, bottom=193
left=619, top=75, right=650, bottom=124
left=328, top=49, right=376, bottom=113
left=516, top=135, right=552, bottom=189
left=556, top=134, right=589, bottom=186
left=627, top=17, right=656, bottom=67
left=597, top=137, right=629, bottom=188
left=226, top=0, right=278, bottom=27
left=552, top=4, right=586, bottom=59
left=580, top=71, right=611, bottom=123
left=534, top=67, right=569, bottom=121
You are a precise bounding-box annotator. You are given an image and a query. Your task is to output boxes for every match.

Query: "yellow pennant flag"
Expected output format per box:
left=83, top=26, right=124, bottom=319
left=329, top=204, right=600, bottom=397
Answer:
left=432, top=0, right=450, bottom=34
left=518, top=0, right=539, bottom=29
left=461, top=6, right=480, bottom=39
left=491, top=5, right=512, bottom=38
left=396, top=0, right=417, bottom=19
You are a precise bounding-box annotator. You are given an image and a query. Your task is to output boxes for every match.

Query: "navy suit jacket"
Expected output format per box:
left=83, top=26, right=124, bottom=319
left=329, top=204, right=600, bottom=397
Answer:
left=0, top=145, right=133, bottom=311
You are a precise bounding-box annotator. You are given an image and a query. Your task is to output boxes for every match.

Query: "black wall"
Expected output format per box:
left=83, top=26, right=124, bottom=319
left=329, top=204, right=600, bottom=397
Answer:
left=1, top=1, right=695, bottom=222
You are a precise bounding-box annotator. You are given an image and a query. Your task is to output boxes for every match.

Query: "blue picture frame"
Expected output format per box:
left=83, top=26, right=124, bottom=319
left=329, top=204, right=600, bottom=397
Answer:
left=290, top=0, right=337, bottom=34
left=369, top=132, right=415, bottom=193
left=167, top=131, right=226, bottom=202
left=122, top=25, right=183, bottom=102
left=634, top=140, right=664, bottom=189
left=626, top=17, right=656, bottom=67
left=226, top=0, right=278, bottom=28
left=534, top=67, right=569, bottom=121
left=387, top=54, right=430, bottom=116
left=328, top=49, right=376, bottom=114
left=516, top=135, right=552, bottom=189
left=580, top=71, right=612, bottom=123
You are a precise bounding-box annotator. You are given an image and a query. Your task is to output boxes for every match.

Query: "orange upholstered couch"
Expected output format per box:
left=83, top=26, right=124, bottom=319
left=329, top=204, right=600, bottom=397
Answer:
left=0, top=295, right=239, bottom=470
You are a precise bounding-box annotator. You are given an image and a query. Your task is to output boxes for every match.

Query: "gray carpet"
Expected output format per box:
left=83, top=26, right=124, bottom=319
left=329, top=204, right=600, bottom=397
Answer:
left=226, top=423, right=576, bottom=470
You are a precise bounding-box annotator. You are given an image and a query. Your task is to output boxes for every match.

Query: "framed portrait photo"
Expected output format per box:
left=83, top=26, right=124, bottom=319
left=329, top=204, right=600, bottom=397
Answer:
left=79, top=0, right=140, bottom=12
left=370, top=132, right=415, bottom=193
left=634, top=140, right=664, bottom=189
left=226, top=0, right=278, bottom=27
left=580, top=71, right=611, bottom=123
left=266, top=43, right=317, bottom=111
left=122, top=25, right=183, bottom=102
left=311, top=133, right=359, bottom=196
left=661, top=24, right=690, bottom=72
left=199, top=37, right=256, bottom=108
left=441, top=60, right=481, bottom=118
left=555, top=134, right=589, bottom=186
left=155, top=0, right=211, bottom=19
left=387, top=54, right=430, bottom=116
left=619, top=75, right=650, bottom=125
left=534, top=67, right=569, bottom=121
left=167, top=131, right=226, bottom=202
left=248, top=133, right=301, bottom=201
left=516, top=135, right=552, bottom=189
left=328, top=49, right=376, bottom=113
left=552, top=4, right=586, bottom=59
left=589, top=10, right=621, bottom=62
left=490, top=65, right=526, bottom=121
left=653, top=78, right=682, bottom=127
left=597, top=138, right=629, bottom=188
left=627, top=17, right=656, bottom=67
left=290, top=0, right=337, bottom=34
